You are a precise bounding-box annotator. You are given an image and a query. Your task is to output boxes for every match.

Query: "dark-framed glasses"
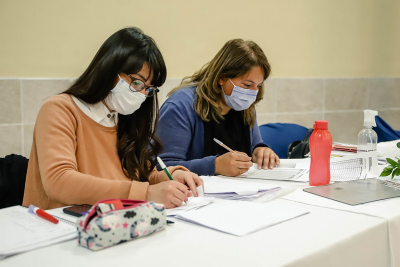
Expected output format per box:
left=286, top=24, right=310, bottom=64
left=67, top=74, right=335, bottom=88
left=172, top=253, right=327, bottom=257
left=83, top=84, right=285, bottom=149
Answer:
left=127, top=74, right=159, bottom=97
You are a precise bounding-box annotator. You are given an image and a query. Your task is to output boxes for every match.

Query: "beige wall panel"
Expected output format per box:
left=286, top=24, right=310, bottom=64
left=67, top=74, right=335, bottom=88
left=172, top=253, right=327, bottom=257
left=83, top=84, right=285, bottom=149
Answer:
left=325, top=112, right=363, bottom=144
left=368, top=78, right=400, bottom=110
left=277, top=79, right=324, bottom=113
left=325, top=79, right=368, bottom=111
left=0, top=79, right=21, bottom=123
left=0, top=125, right=22, bottom=157
left=22, top=79, right=73, bottom=123
left=257, top=79, right=276, bottom=114
left=276, top=113, right=324, bottom=128
left=0, top=0, right=399, bottom=78
left=256, top=114, right=277, bottom=126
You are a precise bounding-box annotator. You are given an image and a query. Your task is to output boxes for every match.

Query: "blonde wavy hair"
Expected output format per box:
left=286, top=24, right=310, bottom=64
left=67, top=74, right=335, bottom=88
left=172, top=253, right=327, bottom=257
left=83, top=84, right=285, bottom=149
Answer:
left=168, top=39, right=271, bottom=128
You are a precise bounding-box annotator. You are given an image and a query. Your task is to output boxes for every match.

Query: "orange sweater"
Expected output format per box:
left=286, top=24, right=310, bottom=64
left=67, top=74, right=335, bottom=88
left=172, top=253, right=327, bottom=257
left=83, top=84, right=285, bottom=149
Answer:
left=23, top=94, right=183, bottom=210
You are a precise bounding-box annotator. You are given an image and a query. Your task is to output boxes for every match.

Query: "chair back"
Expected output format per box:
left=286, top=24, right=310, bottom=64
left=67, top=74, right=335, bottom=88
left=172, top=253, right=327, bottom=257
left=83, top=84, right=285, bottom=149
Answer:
left=259, top=123, right=309, bottom=159
left=0, top=154, right=29, bottom=209
left=375, top=116, right=400, bottom=143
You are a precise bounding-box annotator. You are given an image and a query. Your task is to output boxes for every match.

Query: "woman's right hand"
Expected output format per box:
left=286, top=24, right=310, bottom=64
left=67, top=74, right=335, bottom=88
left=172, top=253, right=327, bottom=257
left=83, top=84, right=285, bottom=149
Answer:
left=215, top=151, right=253, bottom=177
left=146, top=181, right=192, bottom=209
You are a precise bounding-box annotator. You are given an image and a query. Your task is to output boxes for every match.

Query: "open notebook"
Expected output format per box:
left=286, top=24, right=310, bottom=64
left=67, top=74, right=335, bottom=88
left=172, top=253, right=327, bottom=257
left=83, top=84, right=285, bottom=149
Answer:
left=0, top=206, right=77, bottom=259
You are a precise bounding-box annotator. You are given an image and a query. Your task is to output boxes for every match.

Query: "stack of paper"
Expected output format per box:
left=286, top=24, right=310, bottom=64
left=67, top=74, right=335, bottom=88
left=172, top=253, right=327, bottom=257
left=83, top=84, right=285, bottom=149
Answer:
left=239, top=165, right=309, bottom=182
left=174, top=199, right=309, bottom=236
left=237, top=152, right=379, bottom=183
left=0, top=206, right=77, bottom=259
left=201, top=175, right=280, bottom=201
left=332, top=143, right=357, bottom=153
left=166, top=196, right=215, bottom=216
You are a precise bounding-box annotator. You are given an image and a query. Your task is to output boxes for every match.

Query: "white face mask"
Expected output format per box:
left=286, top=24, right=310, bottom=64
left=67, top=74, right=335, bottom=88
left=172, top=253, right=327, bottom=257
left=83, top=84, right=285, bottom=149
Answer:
left=104, top=75, right=146, bottom=115
left=223, top=79, right=258, bottom=111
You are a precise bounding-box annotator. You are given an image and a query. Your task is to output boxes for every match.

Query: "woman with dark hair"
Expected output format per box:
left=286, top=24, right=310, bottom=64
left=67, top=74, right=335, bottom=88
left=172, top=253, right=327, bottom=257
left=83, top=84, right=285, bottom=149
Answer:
left=23, top=27, right=203, bottom=210
left=157, top=39, right=280, bottom=177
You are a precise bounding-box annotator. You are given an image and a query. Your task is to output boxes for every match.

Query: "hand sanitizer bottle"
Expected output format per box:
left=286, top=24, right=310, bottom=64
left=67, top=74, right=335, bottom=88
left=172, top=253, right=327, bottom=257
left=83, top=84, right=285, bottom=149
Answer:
left=357, top=109, right=378, bottom=153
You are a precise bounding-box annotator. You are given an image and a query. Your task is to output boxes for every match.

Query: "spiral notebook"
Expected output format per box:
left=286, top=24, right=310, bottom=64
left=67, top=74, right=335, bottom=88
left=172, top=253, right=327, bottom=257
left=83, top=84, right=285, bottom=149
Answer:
left=0, top=205, right=77, bottom=259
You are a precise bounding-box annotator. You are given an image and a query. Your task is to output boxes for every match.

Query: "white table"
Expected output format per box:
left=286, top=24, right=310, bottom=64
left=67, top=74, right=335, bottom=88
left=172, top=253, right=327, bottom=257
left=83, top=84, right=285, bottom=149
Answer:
left=2, top=178, right=395, bottom=267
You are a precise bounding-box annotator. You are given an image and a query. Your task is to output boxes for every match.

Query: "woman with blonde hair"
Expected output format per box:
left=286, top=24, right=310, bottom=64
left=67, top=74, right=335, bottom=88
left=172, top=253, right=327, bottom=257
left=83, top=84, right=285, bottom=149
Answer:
left=156, top=39, right=280, bottom=177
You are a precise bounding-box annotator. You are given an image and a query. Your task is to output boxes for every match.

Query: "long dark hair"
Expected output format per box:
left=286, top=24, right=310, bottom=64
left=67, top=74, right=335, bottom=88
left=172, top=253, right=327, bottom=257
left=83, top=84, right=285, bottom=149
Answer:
left=64, top=27, right=166, bottom=182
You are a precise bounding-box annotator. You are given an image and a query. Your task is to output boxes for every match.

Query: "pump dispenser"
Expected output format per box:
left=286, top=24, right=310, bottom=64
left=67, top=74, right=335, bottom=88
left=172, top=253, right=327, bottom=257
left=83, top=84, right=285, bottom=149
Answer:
left=357, top=109, right=378, bottom=153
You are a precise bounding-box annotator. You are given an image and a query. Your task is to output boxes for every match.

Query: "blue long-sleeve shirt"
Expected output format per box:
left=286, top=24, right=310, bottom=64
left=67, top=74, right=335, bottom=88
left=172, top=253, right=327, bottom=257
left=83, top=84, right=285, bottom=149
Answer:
left=156, top=86, right=265, bottom=175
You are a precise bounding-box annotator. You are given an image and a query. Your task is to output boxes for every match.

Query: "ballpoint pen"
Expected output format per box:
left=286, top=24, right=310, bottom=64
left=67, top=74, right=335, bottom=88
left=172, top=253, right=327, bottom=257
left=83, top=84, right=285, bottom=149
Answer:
left=28, top=204, right=59, bottom=224
left=157, top=156, right=187, bottom=203
left=213, top=138, right=236, bottom=153
left=214, top=138, right=253, bottom=170
left=157, top=156, right=173, bottom=180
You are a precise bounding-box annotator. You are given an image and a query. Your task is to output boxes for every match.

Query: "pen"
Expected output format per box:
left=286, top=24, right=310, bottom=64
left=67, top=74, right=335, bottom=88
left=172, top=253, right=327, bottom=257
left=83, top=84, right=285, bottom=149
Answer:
left=213, top=138, right=236, bottom=153
left=157, top=157, right=173, bottom=180
left=157, top=156, right=187, bottom=203
left=28, top=204, right=59, bottom=224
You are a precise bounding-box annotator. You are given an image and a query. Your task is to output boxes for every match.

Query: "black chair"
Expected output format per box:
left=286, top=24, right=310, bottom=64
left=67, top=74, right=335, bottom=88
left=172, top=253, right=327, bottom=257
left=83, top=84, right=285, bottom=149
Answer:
left=0, top=154, right=29, bottom=209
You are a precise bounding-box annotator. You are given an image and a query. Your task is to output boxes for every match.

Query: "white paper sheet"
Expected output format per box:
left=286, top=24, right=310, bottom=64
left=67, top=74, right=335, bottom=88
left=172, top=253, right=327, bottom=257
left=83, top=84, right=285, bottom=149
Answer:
left=200, top=175, right=281, bottom=201
left=196, top=185, right=204, bottom=197
left=175, top=199, right=309, bottom=236
left=202, top=175, right=280, bottom=195
left=166, top=196, right=214, bottom=216
left=237, top=152, right=379, bottom=183
left=329, top=151, right=379, bottom=181
left=0, top=206, right=77, bottom=259
left=240, top=166, right=309, bottom=182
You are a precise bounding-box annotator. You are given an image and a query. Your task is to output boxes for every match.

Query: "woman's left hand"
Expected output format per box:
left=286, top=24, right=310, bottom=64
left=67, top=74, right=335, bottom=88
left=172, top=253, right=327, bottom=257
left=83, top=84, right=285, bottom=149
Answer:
left=252, top=147, right=280, bottom=170
left=171, top=170, right=204, bottom=197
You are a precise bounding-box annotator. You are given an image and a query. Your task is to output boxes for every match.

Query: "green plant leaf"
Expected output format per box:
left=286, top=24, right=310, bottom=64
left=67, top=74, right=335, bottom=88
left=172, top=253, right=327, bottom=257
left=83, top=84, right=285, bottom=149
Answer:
left=395, top=168, right=400, bottom=177
left=398, top=161, right=400, bottom=169
left=381, top=169, right=393, bottom=177
left=385, top=165, right=395, bottom=171
left=396, top=142, right=400, bottom=148
left=387, top=158, right=397, bottom=167
left=392, top=169, right=399, bottom=179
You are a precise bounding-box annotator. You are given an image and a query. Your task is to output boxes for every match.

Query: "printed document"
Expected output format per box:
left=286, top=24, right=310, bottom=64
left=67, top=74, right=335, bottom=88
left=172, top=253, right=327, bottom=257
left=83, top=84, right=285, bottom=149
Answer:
left=0, top=206, right=76, bottom=259
left=237, top=152, right=378, bottom=183
left=201, top=175, right=280, bottom=201
left=166, top=196, right=215, bottom=216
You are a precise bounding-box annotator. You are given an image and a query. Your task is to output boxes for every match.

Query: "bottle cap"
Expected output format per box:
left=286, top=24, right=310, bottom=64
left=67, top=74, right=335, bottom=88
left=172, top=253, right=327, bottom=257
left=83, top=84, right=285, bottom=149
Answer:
left=314, top=120, right=328, bottom=130
left=364, top=109, right=378, bottom=127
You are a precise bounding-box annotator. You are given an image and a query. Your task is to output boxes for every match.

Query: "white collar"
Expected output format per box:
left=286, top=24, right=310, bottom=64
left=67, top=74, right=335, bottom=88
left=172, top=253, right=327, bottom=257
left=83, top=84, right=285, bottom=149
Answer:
left=90, top=100, right=118, bottom=124
left=71, top=95, right=118, bottom=127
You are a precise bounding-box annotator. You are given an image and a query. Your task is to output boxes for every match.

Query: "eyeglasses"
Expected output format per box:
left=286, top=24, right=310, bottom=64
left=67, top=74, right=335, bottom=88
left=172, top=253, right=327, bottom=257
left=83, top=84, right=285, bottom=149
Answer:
left=127, top=74, right=159, bottom=97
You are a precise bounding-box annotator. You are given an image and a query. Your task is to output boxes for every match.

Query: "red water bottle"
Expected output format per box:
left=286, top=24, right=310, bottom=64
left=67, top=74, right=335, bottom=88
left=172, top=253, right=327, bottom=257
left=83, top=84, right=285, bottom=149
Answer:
left=309, top=120, right=332, bottom=186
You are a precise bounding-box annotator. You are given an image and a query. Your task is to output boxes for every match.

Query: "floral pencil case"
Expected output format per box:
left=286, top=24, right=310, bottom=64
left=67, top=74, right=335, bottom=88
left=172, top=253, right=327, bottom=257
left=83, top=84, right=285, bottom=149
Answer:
left=77, top=199, right=166, bottom=251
